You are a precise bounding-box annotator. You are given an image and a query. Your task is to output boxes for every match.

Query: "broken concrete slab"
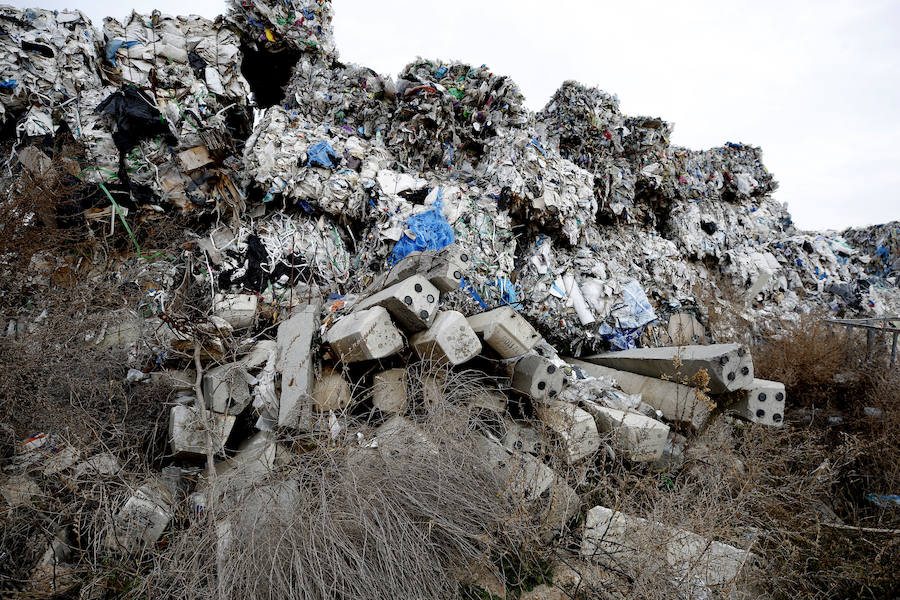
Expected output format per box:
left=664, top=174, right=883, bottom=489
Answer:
left=729, top=378, right=786, bottom=426
left=585, top=403, right=669, bottom=462
left=567, top=358, right=711, bottom=429
left=325, top=305, right=404, bottom=363
left=536, top=401, right=601, bottom=464
left=105, top=480, right=174, bottom=555
left=168, top=404, right=236, bottom=458
left=213, top=293, right=258, bottom=329
left=409, top=310, right=482, bottom=366
left=582, top=343, right=754, bottom=394
left=276, top=299, right=322, bottom=430
left=581, top=505, right=757, bottom=587
left=511, top=353, right=566, bottom=402
left=312, top=368, right=352, bottom=412
left=240, top=340, right=277, bottom=369
left=373, top=368, right=408, bottom=414
left=355, top=274, right=439, bottom=332
left=203, top=363, right=252, bottom=414
left=467, top=305, right=542, bottom=359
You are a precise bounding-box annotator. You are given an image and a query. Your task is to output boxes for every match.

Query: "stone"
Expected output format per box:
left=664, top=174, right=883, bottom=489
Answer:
left=276, top=300, right=321, bottom=430
left=536, top=401, right=601, bottom=464
left=582, top=343, right=754, bottom=394
left=213, top=293, right=258, bottom=329
left=730, top=378, right=786, bottom=426
left=409, top=310, right=482, bottom=366
left=373, top=368, right=408, bottom=414
left=581, top=505, right=757, bottom=586
left=325, top=305, right=404, bottom=362
left=312, top=368, right=352, bottom=411
left=354, top=275, right=439, bottom=332
left=468, top=305, right=542, bottom=359
left=105, top=480, right=173, bottom=554
left=567, top=358, right=711, bottom=429
left=511, top=354, right=566, bottom=402
left=475, top=435, right=557, bottom=502
left=204, top=363, right=252, bottom=414
left=585, top=403, right=669, bottom=462
left=168, top=404, right=236, bottom=458
left=426, top=245, right=472, bottom=292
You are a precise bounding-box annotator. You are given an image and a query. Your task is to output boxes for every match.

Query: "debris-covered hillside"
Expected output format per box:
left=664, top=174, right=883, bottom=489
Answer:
left=1, top=2, right=899, bottom=600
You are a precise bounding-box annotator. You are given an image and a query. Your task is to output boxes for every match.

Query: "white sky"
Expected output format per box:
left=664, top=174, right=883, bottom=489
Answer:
left=11, top=0, right=900, bottom=231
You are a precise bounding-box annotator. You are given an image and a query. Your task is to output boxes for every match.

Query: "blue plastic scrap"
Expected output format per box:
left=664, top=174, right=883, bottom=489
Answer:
left=389, top=188, right=454, bottom=264
left=460, top=277, right=489, bottom=310
left=104, top=39, right=141, bottom=66
left=598, top=323, right=642, bottom=351
left=489, top=277, right=521, bottom=309
left=0, top=79, right=16, bottom=90
left=866, top=493, right=900, bottom=508
left=306, top=141, right=339, bottom=168
left=617, top=280, right=657, bottom=329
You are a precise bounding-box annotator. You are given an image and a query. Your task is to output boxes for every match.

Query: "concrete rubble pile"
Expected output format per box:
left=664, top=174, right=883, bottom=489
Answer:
left=2, top=1, right=900, bottom=597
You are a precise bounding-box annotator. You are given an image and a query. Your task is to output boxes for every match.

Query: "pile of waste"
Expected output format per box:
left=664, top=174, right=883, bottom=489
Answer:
left=2, top=1, right=900, bottom=597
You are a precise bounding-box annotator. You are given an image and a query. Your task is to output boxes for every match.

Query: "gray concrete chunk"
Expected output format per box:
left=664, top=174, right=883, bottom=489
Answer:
left=325, top=306, right=404, bottom=363
left=729, top=378, right=785, bottom=426
left=426, top=245, right=471, bottom=292
left=276, top=300, right=321, bottom=430
left=373, top=369, right=408, bottom=414
left=468, top=306, right=542, bottom=359
left=409, top=310, right=482, bottom=366
left=203, top=363, right=252, bottom=414
left=511, top=354, right=566, bottom=402
left=582, top=343, right=754, bottom=393
left=355, top=275, right=439, bottom=332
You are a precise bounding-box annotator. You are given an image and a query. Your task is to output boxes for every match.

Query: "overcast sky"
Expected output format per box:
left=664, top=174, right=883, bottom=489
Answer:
left=12, top=0, right=900, bottom=231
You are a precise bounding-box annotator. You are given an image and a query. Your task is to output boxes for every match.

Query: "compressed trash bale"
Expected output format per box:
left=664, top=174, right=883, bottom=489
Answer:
left=581, top=506, right=757, bottom=587
left=535, top=401, right=601, bottom=464
left=373, top=368, right=408, bottom=414
left=426, top=245, right=472, bottom=292
left=582, top=343, right=754, bottom=394
left=729, top=378, right=786, bottom=426
left=511, top=354, right=566, bottom=402
left=168, top=405, right=236, bottom=458
left=213, top=293, right=258, bottom=329
left=105, top=480, right=174, bottom=555
left=468, top=306, right=542, bottom=359
left=355, top=275, right=439, bottom=332
left=276, top=300, right=321, bottom=430
left=585, top=403, right=669, bottom=462
left=409, top=310, right=482, bottom=366
left=325, top=306, right=404, bottom=363
left=567, top=358, right=710, bottom=429
left=312, top=368, right=352, bottom=411
left=203, top=363, right=252, bottom=414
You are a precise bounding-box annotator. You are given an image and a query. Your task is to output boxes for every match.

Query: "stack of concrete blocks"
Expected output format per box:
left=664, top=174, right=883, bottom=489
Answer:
left=105, top=479, right=174, bottom=554
left=583, top=343, right=754, bottom=394
left=410, top=310, right=482, bottom=366
left=169, top=404, right=236, bottom=458
left=468, top=306, right=542, bottom=359
left=581, top=505, right=757, bottom=587
left=567, top=358, right=711, bottom=430
left=325, top=306, right=404, bottom=363
left=583, top=401, right=669, bottom=462
left=276, top=299, right=322, bottom=430
left=355, top=275, right=439, bottom=332
left=729, top=378, right=786, bottom=426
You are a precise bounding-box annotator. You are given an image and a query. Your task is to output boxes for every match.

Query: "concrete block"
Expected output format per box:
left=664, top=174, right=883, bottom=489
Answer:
left=106, top=480, right=173, bottom=554
left=585, top=403, right=669, bottom=462
left=203, top=363, right=252, bottom=414
left=150, top=369, right=197, bottom=391
left=468, top=306, right=541, bottom=359
left=426, top=245, right=472, bottom=292
left=511, top=354, right=566, bottom=402
left=540, top=480, right=580, bottom=538
left=582, top=343, right=754, bottom=394
left=373, top=368, right=408, bottom=414
left=100, top=313, right=142, bottom=347
left=240, top=340, right=277, bottom=369
left=355, top=275, right=439, bottom=332
left=213, top=293, right=258, bottom=329
left=168, top=404, right=236, bottom=458
left=1, top=474, right=40, bottom=507
left=730, top=378, right=785, bottom=426
left=567, top=358, right=711, bottom=429
left=312, top=368, right=352, bottom=411
left=375, top=415, right=438, bottom=458
left=276, top=300, right=321, bottom=430
left=581, top=505, right=756, bottom=586
left=325, top=306, right=404, bottom=362
left=502, top=420, right=544, bottom=455
left=652, top=431, right=687, bottom=471
left=536, top=401, right=601, bottom=464
left=381, top=251, right=432, bottom=289
left=215, top=431, right=278, bottom=489
left=473, top=435, right=557, bottom=502
left=409, top=310, right=482, bottom=366
left=667, top=312, right=706, bottom=345
left=468, top=389, right=508, bottom=414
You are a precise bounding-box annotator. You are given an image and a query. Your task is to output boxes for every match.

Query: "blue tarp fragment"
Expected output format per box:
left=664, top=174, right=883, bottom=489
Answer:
left=307, top=141, right=339, bottom=168
left=389, top=188, right=454, bottom=264
left=104, top=39, right=141, bottom=66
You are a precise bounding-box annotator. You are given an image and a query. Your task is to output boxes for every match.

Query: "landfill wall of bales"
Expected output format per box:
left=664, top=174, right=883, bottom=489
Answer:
left=0, top=2, right=899, bottom=600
